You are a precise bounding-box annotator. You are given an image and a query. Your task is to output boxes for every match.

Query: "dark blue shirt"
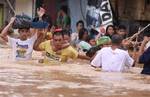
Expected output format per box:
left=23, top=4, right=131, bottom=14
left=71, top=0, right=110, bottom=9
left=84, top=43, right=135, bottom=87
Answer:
left=139, top=46, right=150, bottom=75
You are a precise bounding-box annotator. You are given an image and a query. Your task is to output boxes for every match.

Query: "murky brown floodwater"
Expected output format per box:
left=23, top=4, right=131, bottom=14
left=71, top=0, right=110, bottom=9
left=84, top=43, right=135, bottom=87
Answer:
left=0, top=47, right=150, bottom=97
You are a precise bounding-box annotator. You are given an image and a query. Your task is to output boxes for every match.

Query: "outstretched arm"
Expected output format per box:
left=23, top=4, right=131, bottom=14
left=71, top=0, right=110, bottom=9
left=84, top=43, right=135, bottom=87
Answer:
left=37, top=7, right=45, bottom=20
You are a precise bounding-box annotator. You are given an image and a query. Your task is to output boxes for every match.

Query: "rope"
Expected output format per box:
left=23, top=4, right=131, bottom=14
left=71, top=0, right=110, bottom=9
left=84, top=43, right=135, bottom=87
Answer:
left=126, top=24, right=150, bottom=41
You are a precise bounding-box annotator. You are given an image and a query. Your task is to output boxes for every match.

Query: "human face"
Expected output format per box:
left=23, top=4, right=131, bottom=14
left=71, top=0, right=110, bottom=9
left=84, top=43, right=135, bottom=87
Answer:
left=52, top=35, right=63, bottom=48
left=117, top=29, right=126, bottom=36
left=83, top=32, right=88, bottom=41
left=107, top=27, right=114, bottom=35
left=19, top=29, right=29, bottom=40
left=89, top=39, right=96, bottom=46
left=63, top=35, right=70, bottom=43
left=77, top=23, right=84, bottom=32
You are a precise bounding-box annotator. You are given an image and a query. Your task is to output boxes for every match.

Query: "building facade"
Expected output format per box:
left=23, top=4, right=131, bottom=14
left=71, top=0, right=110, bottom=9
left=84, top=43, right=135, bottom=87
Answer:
left=0, top=0, right=150, bottom=33
left=0, top=0, right=15, bottom=27
left=0, top=0, right=35, bottom=28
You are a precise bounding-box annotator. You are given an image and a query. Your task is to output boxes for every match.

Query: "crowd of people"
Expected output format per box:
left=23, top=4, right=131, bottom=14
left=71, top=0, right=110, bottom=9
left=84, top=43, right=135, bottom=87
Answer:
left=0, top=6, right=150, bottom=75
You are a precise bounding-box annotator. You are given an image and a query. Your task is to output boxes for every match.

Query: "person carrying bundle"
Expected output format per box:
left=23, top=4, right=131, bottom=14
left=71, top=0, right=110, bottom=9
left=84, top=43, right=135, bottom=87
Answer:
left=0, top=15, right=37, bottom=61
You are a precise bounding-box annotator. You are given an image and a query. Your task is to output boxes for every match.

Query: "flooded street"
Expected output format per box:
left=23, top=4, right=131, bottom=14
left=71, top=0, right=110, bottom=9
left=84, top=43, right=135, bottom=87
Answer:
left=0, top=48, right=150, bottom=97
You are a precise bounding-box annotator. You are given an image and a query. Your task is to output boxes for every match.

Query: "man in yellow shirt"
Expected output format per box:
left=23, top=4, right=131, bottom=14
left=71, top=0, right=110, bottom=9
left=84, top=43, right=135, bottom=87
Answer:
left=60, top=32, right=78, bottom=62
left=34, top=29, right=80, bottom=63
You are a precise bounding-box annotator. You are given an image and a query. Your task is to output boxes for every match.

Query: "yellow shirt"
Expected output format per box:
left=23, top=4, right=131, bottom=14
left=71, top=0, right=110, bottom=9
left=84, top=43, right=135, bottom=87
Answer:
left=39, top=40, right=61, bottom=64
left=39, top=40, right=78, bottom=63
left=61, top=46, right=78, bottom=62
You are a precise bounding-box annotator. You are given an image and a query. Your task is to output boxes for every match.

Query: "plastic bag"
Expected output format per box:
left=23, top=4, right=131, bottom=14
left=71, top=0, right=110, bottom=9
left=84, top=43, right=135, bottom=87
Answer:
left=12, top=14, right=31, bottom=29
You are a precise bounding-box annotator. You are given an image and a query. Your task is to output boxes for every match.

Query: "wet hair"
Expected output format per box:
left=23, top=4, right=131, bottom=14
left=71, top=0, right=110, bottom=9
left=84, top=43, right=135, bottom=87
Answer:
left=118, top=25, right=126, bottom=30
left=111, top=34, right=123, bottom=45
left=79, top=28, right=88, bottom=40
left=52, top=30, right=63, bottom=38
left=60, top=5, right=68, bottom=14
left=76, top=20, right=84, bottom=27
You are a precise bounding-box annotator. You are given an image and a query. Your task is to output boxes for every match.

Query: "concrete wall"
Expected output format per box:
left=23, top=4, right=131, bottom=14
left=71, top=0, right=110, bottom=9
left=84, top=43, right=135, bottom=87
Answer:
left=68, top=0, right=87, bottom=32
left=0, top=0, right=15, bottom=26
left=15, top=0, right=33, bottom=18
left=111, top=0, right=150, bottom=21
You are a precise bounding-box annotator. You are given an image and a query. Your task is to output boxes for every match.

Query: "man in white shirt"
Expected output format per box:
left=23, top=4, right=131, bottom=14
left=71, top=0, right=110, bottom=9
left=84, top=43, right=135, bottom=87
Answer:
left=91, top=34, right=134, bottom=72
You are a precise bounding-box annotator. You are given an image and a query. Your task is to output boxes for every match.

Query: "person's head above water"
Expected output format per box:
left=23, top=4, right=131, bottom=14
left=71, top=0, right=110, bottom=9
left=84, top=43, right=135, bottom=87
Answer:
left=52, top=29, right=64, bottom=48
left=105, top=25, right=115, bottom=37
left=79, top=28, right=89, bottom=41
left=11, top=15, right=32, bottom=41
left=18, top=28, right=30, bottom=41
left=117, top=25, right=127, bottom=37
left=111, top=34, right=123, bottom=46
left=76, top=20, right=84, bottom=32
left=62, top=30, right=71, bottom=43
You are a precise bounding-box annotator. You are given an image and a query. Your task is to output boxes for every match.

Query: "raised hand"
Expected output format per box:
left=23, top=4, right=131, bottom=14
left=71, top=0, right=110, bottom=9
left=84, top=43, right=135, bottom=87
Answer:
left=37, top=7, right=45, bottom=18
left=9, top=17, right=16, bottom=24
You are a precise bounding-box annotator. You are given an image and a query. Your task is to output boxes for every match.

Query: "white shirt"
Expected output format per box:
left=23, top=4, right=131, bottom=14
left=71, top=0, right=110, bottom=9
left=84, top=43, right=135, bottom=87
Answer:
left=71, top=32, right=78, bottom=42
left=8, top=34, right=37, bottom=61
left=91, top=47, right=134, bottom=72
